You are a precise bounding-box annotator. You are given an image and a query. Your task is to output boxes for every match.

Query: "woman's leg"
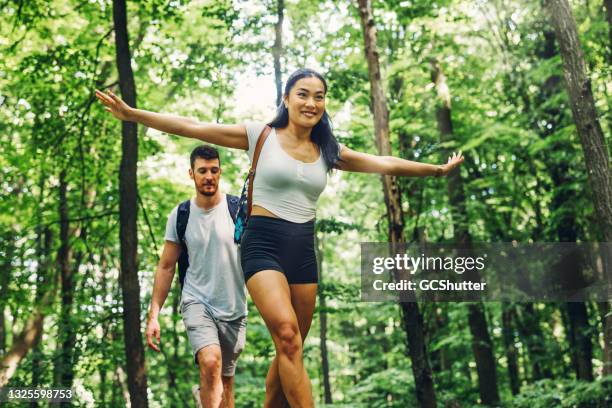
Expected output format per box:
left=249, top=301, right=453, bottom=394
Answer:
left=265, top=284, right=318, bottom=408
left=246, top=270, right=314, bottom=408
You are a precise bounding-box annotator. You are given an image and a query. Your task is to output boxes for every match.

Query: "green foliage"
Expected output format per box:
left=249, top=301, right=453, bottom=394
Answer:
left=0, top=0, right=610, bottom=406
left=512, top=377, right=612, bottom=408
left=350, top=368, right=418, bottom=407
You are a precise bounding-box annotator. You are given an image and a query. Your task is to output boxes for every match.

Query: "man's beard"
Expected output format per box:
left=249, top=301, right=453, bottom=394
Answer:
left=198, top=184, right=218, bottom=196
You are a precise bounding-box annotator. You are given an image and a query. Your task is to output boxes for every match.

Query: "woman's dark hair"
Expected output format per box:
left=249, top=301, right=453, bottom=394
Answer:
left=267, top=68, right=341, bottom=171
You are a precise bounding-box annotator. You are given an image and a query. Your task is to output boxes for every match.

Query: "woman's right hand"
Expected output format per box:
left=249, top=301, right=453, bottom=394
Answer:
left=95, top=89, right=133, bottom=121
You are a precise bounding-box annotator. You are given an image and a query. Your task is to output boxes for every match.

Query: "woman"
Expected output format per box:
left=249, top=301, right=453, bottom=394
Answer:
left=96, top=68, right=463, bottom=407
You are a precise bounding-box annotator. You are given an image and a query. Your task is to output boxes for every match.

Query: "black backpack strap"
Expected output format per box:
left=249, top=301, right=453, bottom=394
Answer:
left=226, top=194, right=239, bottom=224
left=176, top=199, right=191, bottom=290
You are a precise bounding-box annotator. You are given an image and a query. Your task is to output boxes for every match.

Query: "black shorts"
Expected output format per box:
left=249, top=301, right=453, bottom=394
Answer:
left=240, top=216, right=318, bottom=284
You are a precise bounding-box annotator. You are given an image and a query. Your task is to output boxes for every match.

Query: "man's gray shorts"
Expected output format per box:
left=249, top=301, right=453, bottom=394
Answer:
left=181, top=299, right=247, bottom=377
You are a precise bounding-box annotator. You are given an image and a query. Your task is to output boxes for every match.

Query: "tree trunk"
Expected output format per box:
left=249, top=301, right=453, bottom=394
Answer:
left=112, top=0, right=148, bottom=406
left=273, top=0, right=284, bottom=107
left=532, top=27, right=593, bottom=384
left=0, top=232, right=14, bottom=355
left=604, top=0, right=612, bottom=63
left=516, top=303, right=552, bottom=380
left=551, top=170, right=594, bottom=382
left=31, top=171, right=51, bottom=393
left=566, top=302, right=594, bottom=380
left=53, top=170, right=76, bottom=390
left=544, top=0, right=612, bottom=375
left=429, top=57, right=501, bottom=405
left=31, top=225, right=52, bottom=397
left=315, top=234, right=332, bottom=404
left=99, top=365, right=107, bottom=405
left=598, top=301, right=612, bottom=375
left=0, top=288, right=55, bottom=387
left=114, top=363, right=131, bottom=407
left=99, top=249, right=110, bottom=405
left=357, top=1, right=437, bottom=406
left=502, top=305, right=521, bottom=395
left=554, top=206, right=594, bottom=382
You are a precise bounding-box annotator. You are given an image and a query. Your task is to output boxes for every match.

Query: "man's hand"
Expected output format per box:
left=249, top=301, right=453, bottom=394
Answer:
left=146, top=315, right=162, bottom=352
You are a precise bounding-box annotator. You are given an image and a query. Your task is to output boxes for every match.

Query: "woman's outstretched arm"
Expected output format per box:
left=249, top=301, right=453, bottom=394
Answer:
left=95, top=90, right=248, bottom=150
left=337, top=145, right=464, bottom=177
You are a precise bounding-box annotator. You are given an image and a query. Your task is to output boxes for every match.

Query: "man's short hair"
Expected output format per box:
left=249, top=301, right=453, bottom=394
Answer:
left=190, top=145, right=220, bottom=169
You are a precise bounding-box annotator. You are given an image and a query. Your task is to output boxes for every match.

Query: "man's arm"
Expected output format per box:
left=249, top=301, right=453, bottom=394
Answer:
left=146, top=240, right=181, bottom=352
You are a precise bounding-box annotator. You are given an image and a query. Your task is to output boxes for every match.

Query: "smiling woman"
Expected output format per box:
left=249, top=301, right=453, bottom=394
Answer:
left=95, top=67, right=463, bottom=407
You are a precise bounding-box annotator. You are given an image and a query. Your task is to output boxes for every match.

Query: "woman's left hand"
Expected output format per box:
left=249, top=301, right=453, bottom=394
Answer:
left=442, top=151, right=464, bottom=176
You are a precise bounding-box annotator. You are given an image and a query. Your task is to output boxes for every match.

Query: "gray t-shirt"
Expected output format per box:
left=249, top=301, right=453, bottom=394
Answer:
left=165, top=194, right=246, bottom=321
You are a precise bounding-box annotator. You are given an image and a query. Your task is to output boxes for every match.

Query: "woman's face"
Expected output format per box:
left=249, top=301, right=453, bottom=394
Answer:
left=284, top=76, right=326, bottom=128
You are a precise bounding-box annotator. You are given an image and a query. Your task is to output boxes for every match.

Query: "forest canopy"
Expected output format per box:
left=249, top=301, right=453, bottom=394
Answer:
left=0, top=0, right=611, bottom=406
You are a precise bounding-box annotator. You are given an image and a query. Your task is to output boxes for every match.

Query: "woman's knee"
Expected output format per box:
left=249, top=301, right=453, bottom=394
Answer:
left=273, top=322, right=302, bottom=359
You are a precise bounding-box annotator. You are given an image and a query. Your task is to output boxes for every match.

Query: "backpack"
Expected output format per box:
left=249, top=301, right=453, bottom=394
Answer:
left=176, top=194, right=239, bottom=290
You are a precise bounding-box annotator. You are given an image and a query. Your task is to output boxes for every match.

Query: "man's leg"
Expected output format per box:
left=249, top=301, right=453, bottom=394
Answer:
left=182, top=301, right=228, bottom=407
left=265, top=283, right=317, bottom=408
left=217, top=315, right=246, bottom=408
left=197, top=345, right=224, bottom=408
left=221, top=376, right=235, bottom=408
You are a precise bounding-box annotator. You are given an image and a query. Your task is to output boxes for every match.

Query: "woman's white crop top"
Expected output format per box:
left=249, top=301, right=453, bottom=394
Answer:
left=245, top=122, right=327, bottom=223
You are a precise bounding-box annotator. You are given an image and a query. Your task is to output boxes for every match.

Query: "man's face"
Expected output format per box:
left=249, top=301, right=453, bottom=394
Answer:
left=189, top=158, right=221, bottom=197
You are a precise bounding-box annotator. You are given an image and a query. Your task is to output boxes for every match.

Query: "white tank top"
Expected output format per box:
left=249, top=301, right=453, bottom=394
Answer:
left=245, top=122, right=327, bottom=223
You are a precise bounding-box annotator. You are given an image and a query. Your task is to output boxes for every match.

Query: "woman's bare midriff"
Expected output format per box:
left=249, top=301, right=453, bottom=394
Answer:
left=250, top=205, right=280, bottom=218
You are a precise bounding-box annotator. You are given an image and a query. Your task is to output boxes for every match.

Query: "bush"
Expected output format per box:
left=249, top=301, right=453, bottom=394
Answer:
left=511, top=377, right=611, bottom=408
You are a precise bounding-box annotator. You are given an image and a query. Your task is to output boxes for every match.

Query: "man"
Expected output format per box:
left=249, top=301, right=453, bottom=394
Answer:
left=145, top=145, right=246, bottom=408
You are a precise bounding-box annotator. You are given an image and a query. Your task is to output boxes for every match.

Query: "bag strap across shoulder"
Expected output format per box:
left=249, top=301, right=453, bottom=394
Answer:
left=226, top=194, right=239, bottom=224
left=176, top=199, right=191, bottom=244
left=176, top=199, right=191, bottom=290
left=247, top=125, right=272, bottom=216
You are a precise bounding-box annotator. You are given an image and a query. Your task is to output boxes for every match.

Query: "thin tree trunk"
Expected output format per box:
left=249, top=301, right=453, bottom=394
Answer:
left=112, top=0, right=148, bottom=405
left=357, top=1, right=437, bottom=406
left=0, top=232, right=13, bottom=355
left=99, top=365, right=107, bottom=405
left=99, top=249, right=110, bottom=405
left=597, top=301, right=612, bottom=374
left=551, top=172, right=594, bottom=382
left=429, top=57, right=501, bottom=405
left=566, top=302, right=594, bottom=380
left=604, top=0, right=612, bottom=63
left=53, top=170, right=76, bottom=389
left=315, top=234, right=332, bottom=404
left=31, top=226, right=52, bottom=400
left=544, top=0, right=612, bottom=375
left=31, top=170, right=50, bottom=393
left=554, top=215, right=594, bottom=381
left=115, top=363, right=131, bottom=407
left=273, top=0, right=284, bottom=107
left=502, top=305, right=521, bottom=395
left=516, top=303, right=552, bottom=380
left=0, top=288, right=55, bottom=387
